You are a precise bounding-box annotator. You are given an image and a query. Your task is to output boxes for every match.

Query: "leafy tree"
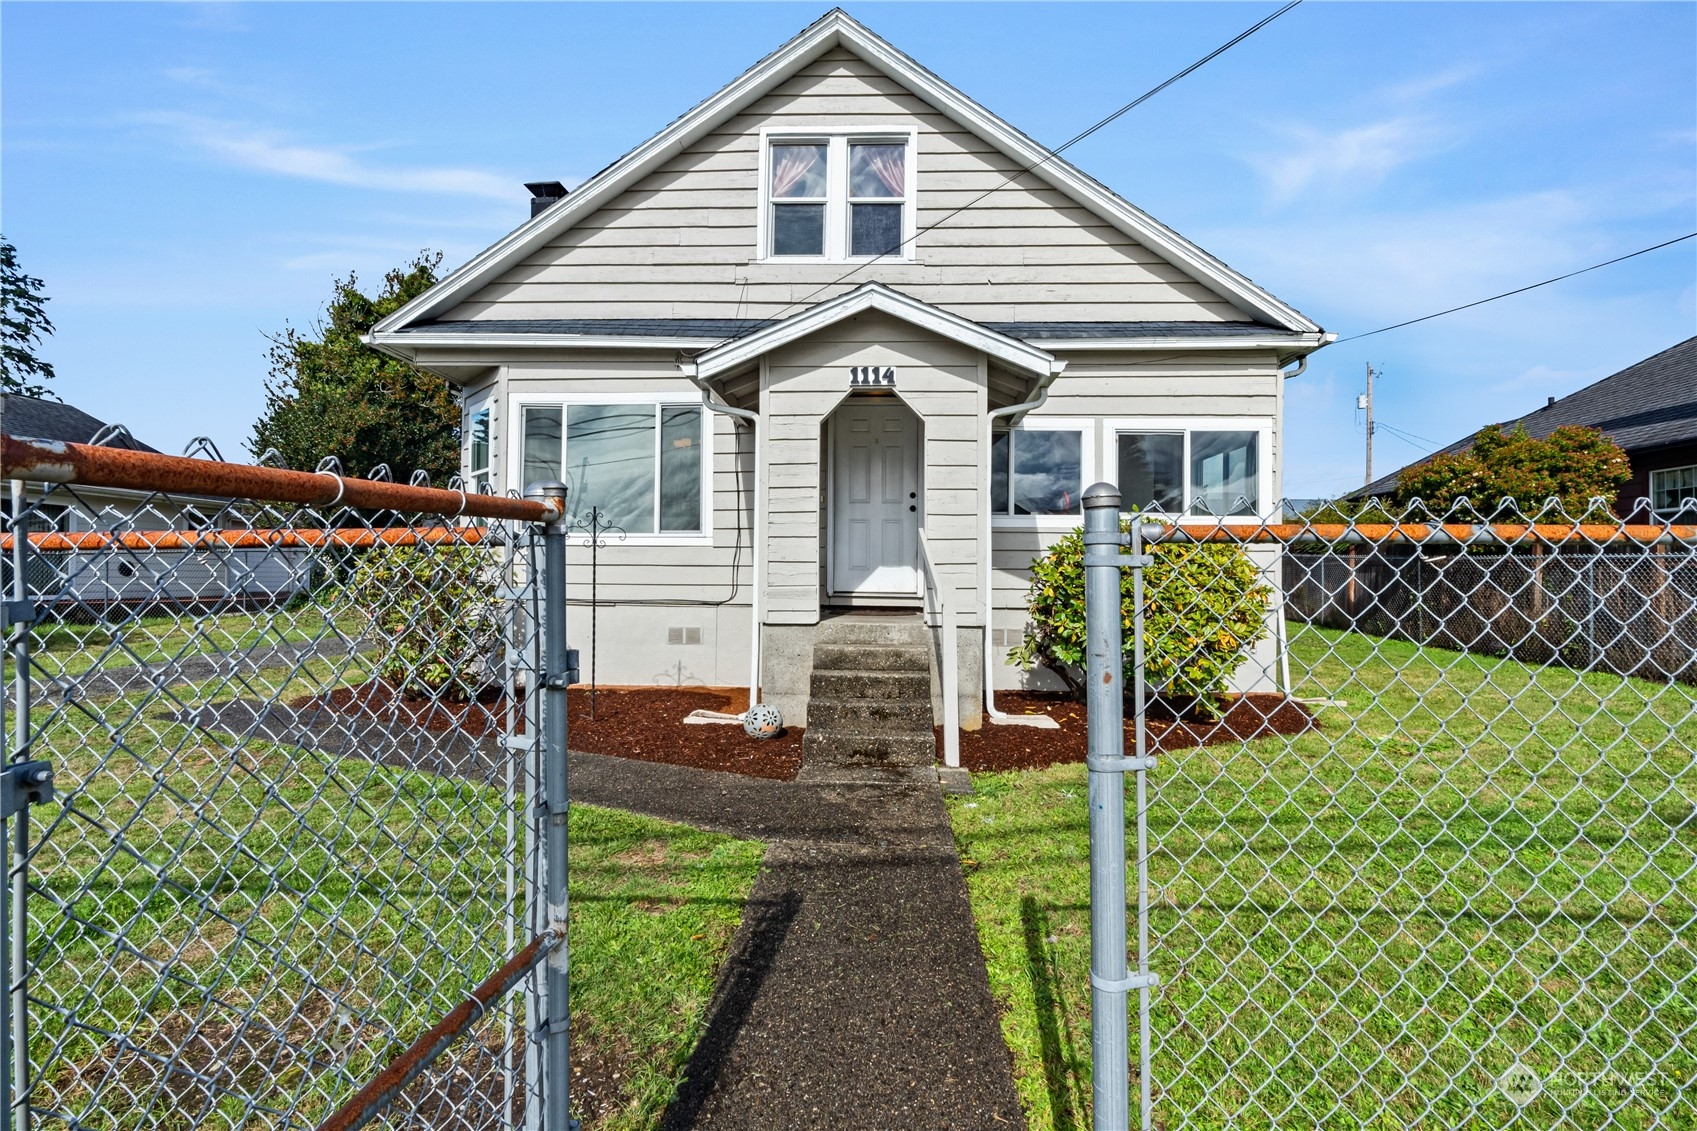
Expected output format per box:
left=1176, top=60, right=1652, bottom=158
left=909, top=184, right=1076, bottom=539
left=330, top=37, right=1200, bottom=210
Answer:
left=1, top=237, right=57, bottom=399
left=1010, top=520, right=1272, bottom=717
left=1395, top=424, right=1630, bottom=517
left=250, top=252, right=460, bottom=483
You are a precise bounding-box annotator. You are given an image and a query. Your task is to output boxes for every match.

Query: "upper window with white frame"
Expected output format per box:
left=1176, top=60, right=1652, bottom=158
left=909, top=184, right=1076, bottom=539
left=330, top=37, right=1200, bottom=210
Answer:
left=1111, top=423, right=1269, bottom=518
left=518, top=401, right=706, bottom=536
left=1650, top=465, right=1697, bottom=516
left=764, top=132, right=913, bottom=260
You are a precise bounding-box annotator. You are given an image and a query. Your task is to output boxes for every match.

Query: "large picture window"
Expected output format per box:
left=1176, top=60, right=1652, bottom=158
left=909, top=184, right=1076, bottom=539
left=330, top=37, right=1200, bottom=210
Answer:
left=1114, top=426, right=1263, bottom=517
left=763, top=131, right=912, bottom=261
left=519, top=402, right=704, bottom=535
left=992, top=428, right=1084, bottom=516
left=1650, top=465, right=1697, bottom=515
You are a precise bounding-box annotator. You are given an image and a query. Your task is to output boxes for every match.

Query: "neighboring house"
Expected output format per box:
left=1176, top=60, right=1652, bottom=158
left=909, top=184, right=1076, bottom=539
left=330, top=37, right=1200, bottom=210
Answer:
left=1358, top=336, right=1697, bottom=518
left=368, top=9, right=1329, bottom=726
left=0, top=393, right=175, bottom=530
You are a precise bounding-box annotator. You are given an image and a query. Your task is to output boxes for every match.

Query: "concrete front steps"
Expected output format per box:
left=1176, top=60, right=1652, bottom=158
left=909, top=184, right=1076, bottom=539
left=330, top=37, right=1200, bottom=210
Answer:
left=800, top=615, right=937, bottom=780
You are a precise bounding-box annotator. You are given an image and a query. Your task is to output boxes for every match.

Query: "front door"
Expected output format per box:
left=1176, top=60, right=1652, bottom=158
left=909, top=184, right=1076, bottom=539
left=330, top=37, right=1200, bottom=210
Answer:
left=829, top=401, right=920, bottom=597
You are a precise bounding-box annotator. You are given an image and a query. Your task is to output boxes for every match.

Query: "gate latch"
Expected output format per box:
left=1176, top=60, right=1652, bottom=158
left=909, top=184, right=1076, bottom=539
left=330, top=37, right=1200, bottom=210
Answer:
left=1, top=761, right=54, bottom=819
left=544, top=648, right=581, bottom=690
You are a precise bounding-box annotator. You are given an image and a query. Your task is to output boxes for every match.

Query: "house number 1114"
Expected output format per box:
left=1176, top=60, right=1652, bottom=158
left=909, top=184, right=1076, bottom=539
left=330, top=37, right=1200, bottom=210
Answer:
left=849, top=366, right=896, bottom=388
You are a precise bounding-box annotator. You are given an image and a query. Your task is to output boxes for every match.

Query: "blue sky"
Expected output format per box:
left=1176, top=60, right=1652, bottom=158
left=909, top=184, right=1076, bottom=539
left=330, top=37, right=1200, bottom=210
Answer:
left=4, top=1, right=1693, bottom=497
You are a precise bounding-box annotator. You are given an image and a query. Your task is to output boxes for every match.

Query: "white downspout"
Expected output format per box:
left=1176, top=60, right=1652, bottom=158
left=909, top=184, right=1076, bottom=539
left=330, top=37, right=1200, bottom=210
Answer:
left=984, top=361, right=1066, bottom=726
left=685, top=365, right=762, bottom=712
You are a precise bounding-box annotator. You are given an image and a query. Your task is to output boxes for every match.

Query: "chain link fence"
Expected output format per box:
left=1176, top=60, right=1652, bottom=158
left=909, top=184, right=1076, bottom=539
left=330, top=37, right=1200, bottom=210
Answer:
left=2, top=435, right=579, bottom=1130
left=1080, top=492, right=1696, bottom=1130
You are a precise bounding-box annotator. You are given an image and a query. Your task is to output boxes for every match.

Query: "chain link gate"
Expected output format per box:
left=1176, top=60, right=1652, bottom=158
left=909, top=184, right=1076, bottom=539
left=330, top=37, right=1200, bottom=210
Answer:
left=1, top=435, right=582, bottom=1129
left=1082, top=482, right=1697, bottom=1130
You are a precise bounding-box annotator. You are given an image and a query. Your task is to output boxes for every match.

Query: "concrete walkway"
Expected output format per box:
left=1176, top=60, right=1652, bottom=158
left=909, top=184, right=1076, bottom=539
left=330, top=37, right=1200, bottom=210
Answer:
left=570, top=752, right=1024, bottom=1130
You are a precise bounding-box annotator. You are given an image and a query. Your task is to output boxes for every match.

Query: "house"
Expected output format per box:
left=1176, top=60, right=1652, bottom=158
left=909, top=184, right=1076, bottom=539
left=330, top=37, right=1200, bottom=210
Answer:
left=0, top=393, right=169, bottom=530
left=0, top=393, right=309, bottom=609
left=1358, top=335, right=1697, bottom=517
left=368, top=9, right=1329, bottom=729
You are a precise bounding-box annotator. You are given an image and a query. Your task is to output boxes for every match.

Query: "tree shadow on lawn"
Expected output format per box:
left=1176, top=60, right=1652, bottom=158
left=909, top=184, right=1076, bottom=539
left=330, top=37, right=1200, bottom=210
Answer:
left=1022, top=895, right=1089, bottom=1131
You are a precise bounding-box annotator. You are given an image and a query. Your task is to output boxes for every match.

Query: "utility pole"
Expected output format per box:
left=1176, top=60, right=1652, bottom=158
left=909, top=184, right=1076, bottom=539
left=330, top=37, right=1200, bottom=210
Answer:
left=1359, top=362, right=1377, bottom=488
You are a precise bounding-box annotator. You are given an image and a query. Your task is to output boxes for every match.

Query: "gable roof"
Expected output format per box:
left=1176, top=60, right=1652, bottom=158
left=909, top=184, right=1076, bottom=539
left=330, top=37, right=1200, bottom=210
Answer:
left=681, top=282, right=1064, bottom=381
left=1359, top=336, right=1697, bottom=498
left=0, top=394, right=160, bottom=453
left=373, top=8, right=1321, bottom=340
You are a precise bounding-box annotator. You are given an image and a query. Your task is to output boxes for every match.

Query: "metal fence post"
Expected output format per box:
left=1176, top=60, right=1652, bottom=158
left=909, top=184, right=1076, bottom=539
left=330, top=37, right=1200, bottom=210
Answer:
left=1081, top=483, right=1158, bottom=1131
left=5, top=480, right=32, bottom=1131
left=527, top=480, right=577, bottom=1131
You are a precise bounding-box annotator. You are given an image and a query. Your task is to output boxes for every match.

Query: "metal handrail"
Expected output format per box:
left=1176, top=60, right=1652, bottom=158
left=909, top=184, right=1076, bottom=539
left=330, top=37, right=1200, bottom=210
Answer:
left=916, top=528, right=960, bottom=769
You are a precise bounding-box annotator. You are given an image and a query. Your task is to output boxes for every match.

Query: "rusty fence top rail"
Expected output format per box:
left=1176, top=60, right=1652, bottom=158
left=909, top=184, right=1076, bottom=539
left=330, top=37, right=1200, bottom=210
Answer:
left=2, top=433, right=559, bottom=524
left=1144, top=519, right=1697, bottom=547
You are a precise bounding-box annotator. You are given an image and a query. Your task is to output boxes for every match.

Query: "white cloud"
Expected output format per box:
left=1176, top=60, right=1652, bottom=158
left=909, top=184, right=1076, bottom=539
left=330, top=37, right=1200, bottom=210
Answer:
left=1247, top=115, right=1453, bottom=206
left=137, top=112, right=524, bottom=200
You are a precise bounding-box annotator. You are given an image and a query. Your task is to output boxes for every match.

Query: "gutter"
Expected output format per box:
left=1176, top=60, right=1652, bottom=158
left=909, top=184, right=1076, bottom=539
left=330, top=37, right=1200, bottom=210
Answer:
left=984, top=361, right=1067, bottom=727
left=680, top=362, right=763, bottom=713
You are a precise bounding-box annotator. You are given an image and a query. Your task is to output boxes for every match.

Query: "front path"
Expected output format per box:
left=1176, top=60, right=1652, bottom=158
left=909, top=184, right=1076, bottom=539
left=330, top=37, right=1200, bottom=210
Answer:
left=570, top=753, right=1024, bottom=1129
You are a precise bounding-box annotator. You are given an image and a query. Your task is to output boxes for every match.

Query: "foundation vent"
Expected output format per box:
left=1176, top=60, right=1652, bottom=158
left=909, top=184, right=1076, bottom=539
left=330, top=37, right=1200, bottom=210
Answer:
left=991, top=628, right=1025, bottom=649
left=666, top=626, right=703, bottom=646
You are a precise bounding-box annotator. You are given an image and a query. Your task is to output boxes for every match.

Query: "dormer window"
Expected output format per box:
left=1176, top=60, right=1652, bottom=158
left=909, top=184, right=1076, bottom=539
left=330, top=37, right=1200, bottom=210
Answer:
left=761, top=129, right=915, bottom=261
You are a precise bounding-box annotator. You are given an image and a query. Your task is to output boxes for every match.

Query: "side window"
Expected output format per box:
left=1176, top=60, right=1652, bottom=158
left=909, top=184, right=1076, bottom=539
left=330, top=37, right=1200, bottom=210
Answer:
left=1650, top=465, right=1697, bottom=515
left=467, top=405, right=492, bottom=495
left=992, top=429, right=1084, bottom=516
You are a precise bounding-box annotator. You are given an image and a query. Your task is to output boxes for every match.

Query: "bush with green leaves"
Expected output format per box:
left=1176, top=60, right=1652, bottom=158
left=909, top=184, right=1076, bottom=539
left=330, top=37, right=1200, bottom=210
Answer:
left=346, top=544, right=500, bottom=701
left=1009, top=521, right=1273, bottom=713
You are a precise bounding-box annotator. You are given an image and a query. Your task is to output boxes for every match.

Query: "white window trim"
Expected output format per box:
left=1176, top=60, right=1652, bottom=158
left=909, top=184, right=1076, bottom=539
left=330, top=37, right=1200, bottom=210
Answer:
left=1649, top=464, right=1697, bottom=515
left=464, top=386, right=495, bottom=493
left=1102, top=416, right=1275, bottom=523
left=755, top=125, right=919, bottom=264
left=507, top=392, right=715, bottom=544
left=991, top=416, right=1097, bottom=531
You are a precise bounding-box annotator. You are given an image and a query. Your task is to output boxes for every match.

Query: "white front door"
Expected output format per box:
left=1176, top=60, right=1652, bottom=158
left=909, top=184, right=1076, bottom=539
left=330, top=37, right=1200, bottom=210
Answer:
left=830, top=401, right=920, bottom=597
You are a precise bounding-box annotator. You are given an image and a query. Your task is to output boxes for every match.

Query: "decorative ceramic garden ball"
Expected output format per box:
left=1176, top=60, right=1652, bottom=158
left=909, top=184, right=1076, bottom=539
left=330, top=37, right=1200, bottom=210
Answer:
left=743, top=703, right=783, bottom=739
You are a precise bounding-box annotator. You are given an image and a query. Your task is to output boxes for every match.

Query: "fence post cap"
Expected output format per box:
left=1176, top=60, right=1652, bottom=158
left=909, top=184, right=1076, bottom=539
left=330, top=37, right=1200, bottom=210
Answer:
left=1082, top=482, right=1121, bottom=510
left=523, top=479, right=569, bottom=521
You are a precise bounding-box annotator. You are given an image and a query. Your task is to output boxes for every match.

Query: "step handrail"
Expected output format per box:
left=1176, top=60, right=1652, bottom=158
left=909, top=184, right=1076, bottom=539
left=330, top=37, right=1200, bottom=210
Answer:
left=916, top=528, right=961, bottom=769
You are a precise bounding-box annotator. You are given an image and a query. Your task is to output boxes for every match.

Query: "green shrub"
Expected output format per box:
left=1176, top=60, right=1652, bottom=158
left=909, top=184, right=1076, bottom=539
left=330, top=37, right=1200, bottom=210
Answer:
left=1009, top=521, right=1273, bottom=714
left=345, top=544, right=500, bottom=701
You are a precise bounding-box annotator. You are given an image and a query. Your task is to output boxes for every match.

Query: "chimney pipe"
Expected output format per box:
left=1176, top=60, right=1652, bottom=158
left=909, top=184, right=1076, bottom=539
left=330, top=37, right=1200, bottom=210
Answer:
left=1547, top=396, right=1556, bottom=408
left=525, top=181, right=569, bottom=218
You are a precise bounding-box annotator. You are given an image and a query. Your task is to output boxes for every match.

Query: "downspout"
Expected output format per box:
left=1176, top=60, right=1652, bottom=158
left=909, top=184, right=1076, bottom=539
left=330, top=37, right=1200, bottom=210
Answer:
left=684, top=363, right=762, bottom=712
left=984, top=360, right=1066, bottom=726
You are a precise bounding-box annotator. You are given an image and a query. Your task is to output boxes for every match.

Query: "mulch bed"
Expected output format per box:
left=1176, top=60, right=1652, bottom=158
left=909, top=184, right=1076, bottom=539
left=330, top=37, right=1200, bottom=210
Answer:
left=950, top=691, right=1317, bottom=773
left=298, top=681, right=802, bottom=782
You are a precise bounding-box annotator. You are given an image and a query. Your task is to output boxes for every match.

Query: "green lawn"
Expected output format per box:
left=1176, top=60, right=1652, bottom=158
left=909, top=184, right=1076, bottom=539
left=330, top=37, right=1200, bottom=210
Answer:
left=952, top=624, right=1697, bottom=1131
left=14, top=653, right=760, bottom=1129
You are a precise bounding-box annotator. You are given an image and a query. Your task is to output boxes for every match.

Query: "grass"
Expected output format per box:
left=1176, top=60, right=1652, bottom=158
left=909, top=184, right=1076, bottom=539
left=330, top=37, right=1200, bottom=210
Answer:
left=13, top=638, right=760, bottom=1130
left=951, top=624, right=1697, bottom=1131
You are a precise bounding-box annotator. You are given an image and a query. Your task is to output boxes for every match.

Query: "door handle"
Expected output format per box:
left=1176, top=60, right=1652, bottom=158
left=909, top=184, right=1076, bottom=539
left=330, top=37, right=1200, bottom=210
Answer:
left=909, top=504, right=917, bottom=512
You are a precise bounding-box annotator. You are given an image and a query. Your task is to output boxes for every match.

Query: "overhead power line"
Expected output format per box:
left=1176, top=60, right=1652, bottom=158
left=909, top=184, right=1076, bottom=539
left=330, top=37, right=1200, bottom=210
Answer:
left=1336, top=232, right=1697, bottom=344
left=720, top=0, right=1305, bottom=341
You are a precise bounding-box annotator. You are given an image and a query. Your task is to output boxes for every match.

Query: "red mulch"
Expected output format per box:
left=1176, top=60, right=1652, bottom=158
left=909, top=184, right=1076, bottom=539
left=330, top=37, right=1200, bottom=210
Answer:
left=951, top=691, right=1316, bottom=773
left=298, top=681, right=802, bottom=781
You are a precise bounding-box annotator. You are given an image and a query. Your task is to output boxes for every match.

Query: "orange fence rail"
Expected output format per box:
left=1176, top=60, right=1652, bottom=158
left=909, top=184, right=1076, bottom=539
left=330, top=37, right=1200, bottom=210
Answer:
left=1147, top=520, right=1697, bottom=546
left=0, top=526, right=492, bottom=553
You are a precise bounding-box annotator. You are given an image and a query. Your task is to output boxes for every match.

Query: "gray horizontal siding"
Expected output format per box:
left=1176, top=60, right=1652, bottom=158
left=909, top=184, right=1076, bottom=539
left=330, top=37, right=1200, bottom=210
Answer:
left=444, top=46, right=1253, bottom=324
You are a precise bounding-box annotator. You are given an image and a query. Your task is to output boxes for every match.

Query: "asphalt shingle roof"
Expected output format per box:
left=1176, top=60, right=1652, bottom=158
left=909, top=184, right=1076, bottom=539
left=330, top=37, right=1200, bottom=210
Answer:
left=1359, top=336, right=1697, bottom=497
left=396, top=318, right=1305, bottom=343
left=0, top=394, right=160, bottom=453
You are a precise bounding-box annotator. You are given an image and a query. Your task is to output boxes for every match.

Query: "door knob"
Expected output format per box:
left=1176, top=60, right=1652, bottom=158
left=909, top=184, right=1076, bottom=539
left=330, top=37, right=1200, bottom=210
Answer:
left=909, top=504, right=917, bottom=512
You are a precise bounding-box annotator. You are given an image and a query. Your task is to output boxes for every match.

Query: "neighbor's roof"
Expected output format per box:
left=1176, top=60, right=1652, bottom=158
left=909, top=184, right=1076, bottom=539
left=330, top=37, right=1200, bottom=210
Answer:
left=1359, top=335, right=1697, bottom=497
left=0, top=394, right=160, bottom=453
left=371, top=8, right=1323, bottom=341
